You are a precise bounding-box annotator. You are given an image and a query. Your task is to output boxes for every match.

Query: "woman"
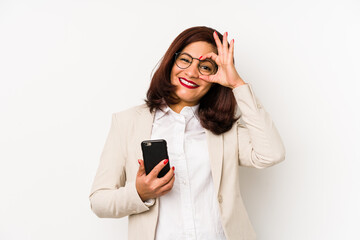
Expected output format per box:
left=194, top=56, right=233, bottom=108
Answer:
left=89, top=26, right=285, bottom=240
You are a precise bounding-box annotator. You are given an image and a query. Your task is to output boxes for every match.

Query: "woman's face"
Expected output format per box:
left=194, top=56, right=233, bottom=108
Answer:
left=170, top=41, right=216, bottom=112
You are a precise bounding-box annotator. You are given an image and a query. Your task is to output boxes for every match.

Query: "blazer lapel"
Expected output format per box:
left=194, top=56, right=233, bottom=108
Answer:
left=134, top=105, right=159, bottom=238
left=135, top=105, right=155, bottom=159
left=205, top=129, right=224, bottom=196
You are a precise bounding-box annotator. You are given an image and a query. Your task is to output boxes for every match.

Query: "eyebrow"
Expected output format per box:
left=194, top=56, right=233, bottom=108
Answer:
left=181, top=52, right=198, bottom=59
left=180, top=52, right=214, bottom=62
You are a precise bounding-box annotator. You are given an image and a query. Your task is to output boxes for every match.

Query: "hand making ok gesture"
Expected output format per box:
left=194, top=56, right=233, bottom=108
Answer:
left=199, top=31, right=246, bottom=89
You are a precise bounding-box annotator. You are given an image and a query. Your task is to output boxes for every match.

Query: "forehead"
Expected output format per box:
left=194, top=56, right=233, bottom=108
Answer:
left=182, top=41, right=216, bottom=56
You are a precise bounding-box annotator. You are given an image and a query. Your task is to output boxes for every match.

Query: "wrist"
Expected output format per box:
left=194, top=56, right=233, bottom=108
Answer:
left=230, top=78, right=246, bottom=89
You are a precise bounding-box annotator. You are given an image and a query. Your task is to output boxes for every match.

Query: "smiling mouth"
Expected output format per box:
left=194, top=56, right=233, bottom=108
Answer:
left=179, top=77, right=199, bottom=89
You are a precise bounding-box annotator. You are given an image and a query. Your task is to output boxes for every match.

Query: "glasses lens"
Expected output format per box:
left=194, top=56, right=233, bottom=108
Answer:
left=175, top=53, right=192, bottom=69
left=199, top=60, right=216, bottom=75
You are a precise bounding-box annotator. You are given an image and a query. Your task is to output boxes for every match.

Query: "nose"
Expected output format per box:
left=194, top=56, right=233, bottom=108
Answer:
left=184, top=60, right=200, bottom=78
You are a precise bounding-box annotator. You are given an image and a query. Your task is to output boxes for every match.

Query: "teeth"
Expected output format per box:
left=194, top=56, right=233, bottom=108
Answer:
left=180, top=78, right=197, bottom=87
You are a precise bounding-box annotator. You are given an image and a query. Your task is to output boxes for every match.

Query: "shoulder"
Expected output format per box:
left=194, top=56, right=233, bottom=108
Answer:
left=113, top=103, right=151, bottom=120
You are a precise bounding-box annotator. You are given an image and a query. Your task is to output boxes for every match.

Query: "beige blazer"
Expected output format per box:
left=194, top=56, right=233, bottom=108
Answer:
left=89, top=84, right=285, bottom=240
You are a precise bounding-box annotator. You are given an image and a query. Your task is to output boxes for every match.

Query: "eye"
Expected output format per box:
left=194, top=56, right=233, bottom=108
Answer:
left=199, top=61, right=214, bottom=72
left=180, top=57, right=191, bottom=63
left=200, top=65, right=211, bottom=71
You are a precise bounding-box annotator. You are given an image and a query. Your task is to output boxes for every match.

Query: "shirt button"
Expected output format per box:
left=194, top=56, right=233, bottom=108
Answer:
left=218, top=195, right=223, bottom=203
left=257, top=103, right=262, bottom=109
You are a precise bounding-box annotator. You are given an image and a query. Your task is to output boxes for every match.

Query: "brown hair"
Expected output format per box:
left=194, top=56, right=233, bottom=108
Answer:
left=145, top=26, right=238, bottom=135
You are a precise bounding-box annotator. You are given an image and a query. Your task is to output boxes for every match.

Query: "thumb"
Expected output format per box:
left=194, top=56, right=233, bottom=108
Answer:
left=199, top=74, right=217, bottom=84
left=199, top=75, right=211, bottom=83
left=137, top=159, right=146, bottom=176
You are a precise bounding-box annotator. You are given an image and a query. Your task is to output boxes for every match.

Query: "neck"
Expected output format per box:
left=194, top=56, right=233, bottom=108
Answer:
left=169, top=102, right=198, bottom=113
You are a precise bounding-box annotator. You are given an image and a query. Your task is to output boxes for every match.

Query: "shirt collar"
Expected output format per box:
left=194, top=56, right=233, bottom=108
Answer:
left=180, top=104, right=200, bottom=119
left=154, top=104, right=200, bottom=121
left=154, top=105, right=171, bottom=121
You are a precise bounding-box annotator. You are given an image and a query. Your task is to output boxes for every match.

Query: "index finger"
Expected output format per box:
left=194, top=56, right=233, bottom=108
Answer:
left=157, top=166, right=175, bottom=186
left=213, top=31, right=223, bottom=56
left=148, top=159, right=169, bottom=178
left=200, top=52, right=220, bottom=65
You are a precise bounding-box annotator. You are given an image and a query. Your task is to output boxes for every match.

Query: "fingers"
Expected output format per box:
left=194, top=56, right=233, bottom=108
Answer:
left=223, top=32, right=228, bottom=56
left=158, top=166, right=175, bottom=186
left=149, top=159, right=169, bottom=178
left=199, top=75, right=210, bottom=82
left=199, top=74, right=215, bottom=84
left=148, top=164, right=175, bottom=198
left=228, top=38, right=234, bottom=61
left=213, top=31, right=234, bottom=63
left=201, top=52, right=220, bottom=65
left=158, top=173, right=175, bottom=196
left=198, top=52, right=219, bottom=82
left=213, top=31, right=223, bottom=56
left=136, top=159, right=175, bottom=200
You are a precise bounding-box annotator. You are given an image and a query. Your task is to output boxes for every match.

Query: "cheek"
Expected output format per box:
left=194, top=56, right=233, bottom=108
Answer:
left=170, top=66, right=180, bottom=84
left=202, top=83, right=212, bottom=93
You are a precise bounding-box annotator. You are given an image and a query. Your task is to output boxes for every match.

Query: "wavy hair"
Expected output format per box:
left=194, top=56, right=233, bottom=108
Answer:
left=145, top=26, right=238, bottom=135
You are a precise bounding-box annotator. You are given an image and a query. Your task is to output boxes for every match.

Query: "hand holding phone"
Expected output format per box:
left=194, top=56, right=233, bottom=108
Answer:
left=136, top=139, right=175, bottom=202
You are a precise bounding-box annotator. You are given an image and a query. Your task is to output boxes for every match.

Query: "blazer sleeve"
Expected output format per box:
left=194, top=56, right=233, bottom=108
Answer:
left=89, top=113, right=149, bottom=218
left=233, top=84, right=286, bottom=168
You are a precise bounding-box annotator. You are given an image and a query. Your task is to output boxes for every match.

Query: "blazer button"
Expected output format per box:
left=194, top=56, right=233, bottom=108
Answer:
left=218, top=195, right=223, bottom=203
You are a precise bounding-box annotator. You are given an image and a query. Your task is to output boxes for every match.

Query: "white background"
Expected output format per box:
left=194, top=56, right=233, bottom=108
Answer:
left=1, top=0, right=359, bottom=239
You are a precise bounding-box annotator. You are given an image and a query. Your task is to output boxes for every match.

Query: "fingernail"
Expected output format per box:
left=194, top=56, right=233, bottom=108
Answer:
left=138, top=159, right=140, bottom=164
left=164, top=159, right=169, bottom=164
left=214, top=31, right=218, bottom=36
left=172, top=166, right=175, bottom=171
left=225, top=32, right=228, bottom=37
left=199, top=56, right=202, bottom=60
left=233, top=39, right=235, bottom=43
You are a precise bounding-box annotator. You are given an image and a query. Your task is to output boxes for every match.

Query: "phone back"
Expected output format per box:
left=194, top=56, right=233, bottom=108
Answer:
left=141, top=139, right=170, bottom=178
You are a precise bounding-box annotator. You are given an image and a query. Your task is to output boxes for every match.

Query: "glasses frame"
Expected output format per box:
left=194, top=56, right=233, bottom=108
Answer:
left=174, top=52, right=218, bottom=76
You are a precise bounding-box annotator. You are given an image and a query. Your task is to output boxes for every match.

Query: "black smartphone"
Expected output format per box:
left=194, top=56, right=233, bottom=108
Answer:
left=141, top=139, right=170, bottom=178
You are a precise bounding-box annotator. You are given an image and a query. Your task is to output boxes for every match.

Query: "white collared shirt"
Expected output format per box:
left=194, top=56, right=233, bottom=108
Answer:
left=151, top=104, right=226, bottom=240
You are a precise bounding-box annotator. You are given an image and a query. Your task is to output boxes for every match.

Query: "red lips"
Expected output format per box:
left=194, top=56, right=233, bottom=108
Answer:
left=178, top=77, right=199, bottom=89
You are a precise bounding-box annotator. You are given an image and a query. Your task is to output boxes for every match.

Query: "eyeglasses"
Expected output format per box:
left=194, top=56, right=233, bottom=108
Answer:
left=174, top=52, right=218, bottom=76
